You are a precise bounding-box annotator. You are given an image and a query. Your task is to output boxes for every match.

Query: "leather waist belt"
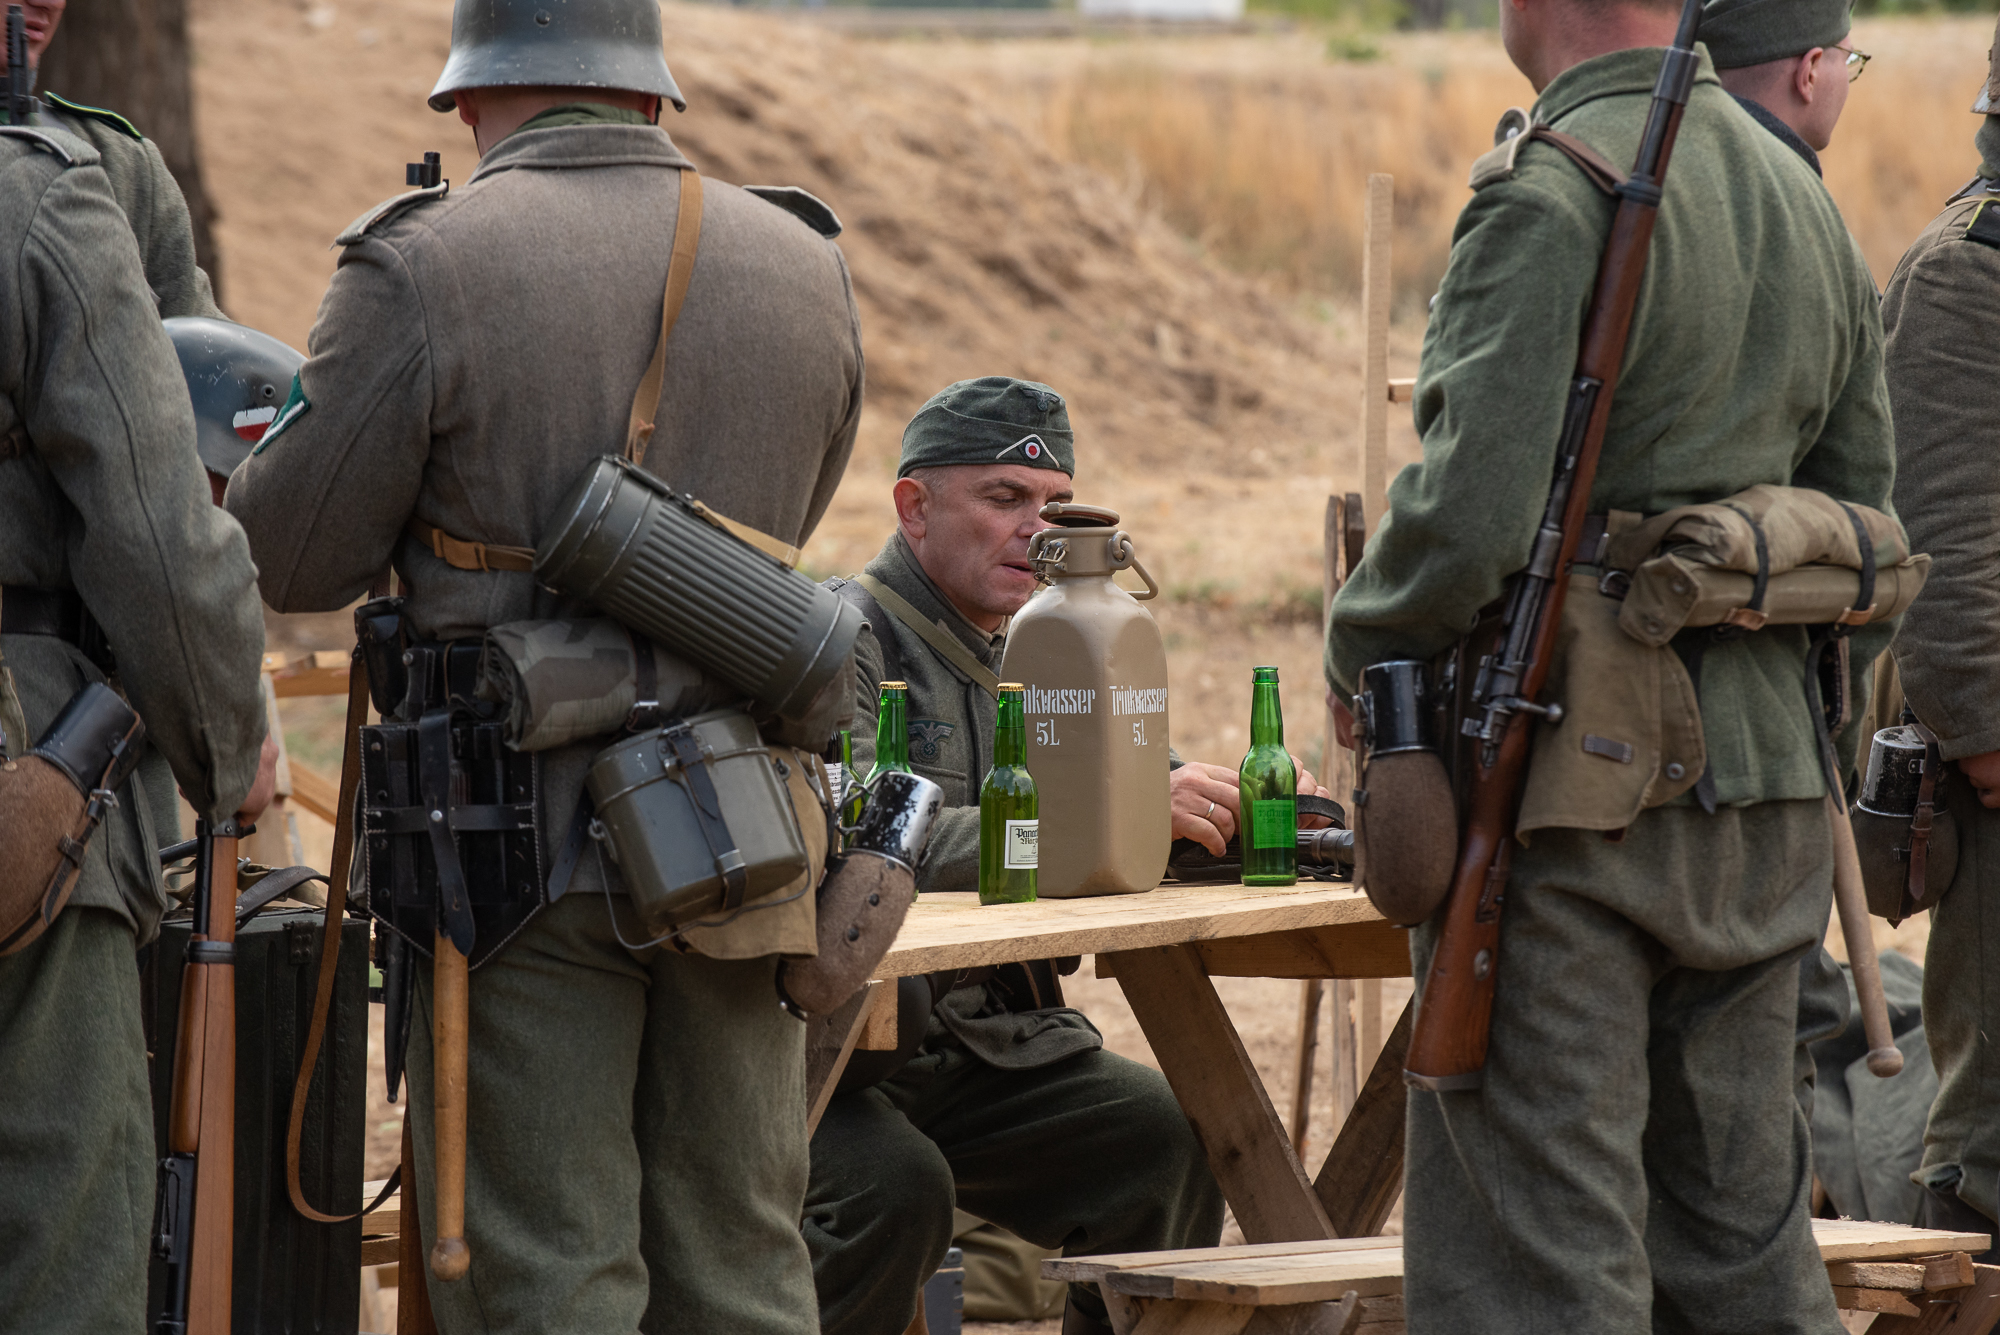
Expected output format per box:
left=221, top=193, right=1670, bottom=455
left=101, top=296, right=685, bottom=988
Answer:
left=2, top=586, right=114, bottom=673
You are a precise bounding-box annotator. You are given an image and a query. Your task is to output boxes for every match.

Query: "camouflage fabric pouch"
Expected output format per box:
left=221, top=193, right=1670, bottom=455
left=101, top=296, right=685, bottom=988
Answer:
left=475, top=618, right=723, bottom=752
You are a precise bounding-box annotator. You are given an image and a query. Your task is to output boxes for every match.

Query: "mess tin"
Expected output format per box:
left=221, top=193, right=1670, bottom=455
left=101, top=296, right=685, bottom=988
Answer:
left=587, top=706, right=810, bottom=937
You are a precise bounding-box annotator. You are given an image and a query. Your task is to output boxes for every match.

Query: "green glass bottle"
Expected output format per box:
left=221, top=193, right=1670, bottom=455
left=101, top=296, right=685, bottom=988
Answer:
left=980, top=683, right=1038, bottom=905
left=1239, top=665, right=1297, bottom=886
left=866, top=681, right=913, bottom=786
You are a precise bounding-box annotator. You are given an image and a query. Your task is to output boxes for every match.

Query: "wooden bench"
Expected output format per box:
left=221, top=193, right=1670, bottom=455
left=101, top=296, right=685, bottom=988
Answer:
left=1045, top=1220, right=1999, bottom=1335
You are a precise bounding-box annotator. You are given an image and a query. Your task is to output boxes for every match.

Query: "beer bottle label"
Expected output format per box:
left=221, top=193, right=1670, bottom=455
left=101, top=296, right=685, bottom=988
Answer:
left=1251, top=798, right=1295, bottom=850
left=1005, top=819, right=1039, bottom=869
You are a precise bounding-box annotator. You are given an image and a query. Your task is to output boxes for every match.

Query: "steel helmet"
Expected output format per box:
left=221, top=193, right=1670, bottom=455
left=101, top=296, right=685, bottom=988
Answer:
left=428, top=0, right=684, bottom=115
left=1977, top=11, right=2000, bottom=114
left=164, top=318, right=304, bottom=478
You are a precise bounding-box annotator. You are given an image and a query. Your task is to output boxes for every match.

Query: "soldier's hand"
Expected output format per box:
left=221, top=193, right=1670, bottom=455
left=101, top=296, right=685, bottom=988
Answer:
left=1961, top=750, right=2000, bottom=809
left=237, top=735, right=281, bottom=824
left=1170, top=762, right=1241, bottom=855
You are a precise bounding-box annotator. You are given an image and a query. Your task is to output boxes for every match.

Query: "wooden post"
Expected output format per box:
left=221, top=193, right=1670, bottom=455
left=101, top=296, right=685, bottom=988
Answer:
left=1359, top=174, right=1394, bottom=541
left=1360, top=978, right=1384, bottom=1077
left=1331, top=980, right=1358, bottom=1127
left=1290, top=979, right=1324, bottom=1158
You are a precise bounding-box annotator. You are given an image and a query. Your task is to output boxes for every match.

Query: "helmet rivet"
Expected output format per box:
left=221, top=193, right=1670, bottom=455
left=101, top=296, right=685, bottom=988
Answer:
left=534, top=9, right=550, bottom=24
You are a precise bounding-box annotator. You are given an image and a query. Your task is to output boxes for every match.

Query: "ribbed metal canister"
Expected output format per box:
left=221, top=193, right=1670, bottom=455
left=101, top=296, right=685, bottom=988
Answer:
left=535, top=456, right=860, bottom=719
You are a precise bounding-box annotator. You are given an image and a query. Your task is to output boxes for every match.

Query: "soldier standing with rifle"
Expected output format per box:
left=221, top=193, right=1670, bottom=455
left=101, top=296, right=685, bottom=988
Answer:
left=1325, top=0, right=1893, bottom=1328
left=0, top=111, right=270, bottom=1335
left=1880, top=17, right=2000, bottom=1253
left=225, top=0, right=864, bottom=1330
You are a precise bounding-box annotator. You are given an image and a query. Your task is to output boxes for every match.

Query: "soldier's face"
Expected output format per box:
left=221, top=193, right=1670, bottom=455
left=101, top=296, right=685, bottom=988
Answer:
left=896, top=464, right=1075, bottom=630
left=0, top=0, right=62, bottom=69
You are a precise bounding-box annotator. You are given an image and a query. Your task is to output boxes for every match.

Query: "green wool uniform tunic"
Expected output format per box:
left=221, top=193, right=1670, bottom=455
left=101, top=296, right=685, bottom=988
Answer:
left=1884, top=116, right=2000, bottom=1229
left=809, top=532, right=1221, bottom=1335
left=0, top=126, right=265, bottom=1335
left=1326, top=49, right=1894, bottom=1334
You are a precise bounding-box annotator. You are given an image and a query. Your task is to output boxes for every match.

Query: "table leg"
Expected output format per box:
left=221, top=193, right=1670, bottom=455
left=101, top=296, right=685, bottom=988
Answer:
left=1865, top=1263, right=2000, bottom=1335
left=1131, top=1299, right=1254, bottom=1335
left=1107, top=942, right=1336, bottom=1243
left=1313, top=997, right=1412, bottom=1237
left=805, top=981, right=885, bottom=1137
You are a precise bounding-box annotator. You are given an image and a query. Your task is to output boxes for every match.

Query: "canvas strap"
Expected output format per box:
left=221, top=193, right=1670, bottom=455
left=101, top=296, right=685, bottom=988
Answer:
left=626, top=167, right=703, bottom=467
left=855, top=573, right=1001, bottom=699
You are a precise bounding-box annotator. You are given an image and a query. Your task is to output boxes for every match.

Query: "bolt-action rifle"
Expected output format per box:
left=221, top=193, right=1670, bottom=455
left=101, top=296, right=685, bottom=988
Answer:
left=1402, top=0, right=1707, bottom=1090
left=153, top=818, right=242, bottom=1335
left=7, top=5, right=32, bottom=126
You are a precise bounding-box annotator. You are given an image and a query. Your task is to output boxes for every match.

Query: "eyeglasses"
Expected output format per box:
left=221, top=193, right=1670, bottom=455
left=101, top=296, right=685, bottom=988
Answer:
left=1836, top=44, right=1871, bottom=82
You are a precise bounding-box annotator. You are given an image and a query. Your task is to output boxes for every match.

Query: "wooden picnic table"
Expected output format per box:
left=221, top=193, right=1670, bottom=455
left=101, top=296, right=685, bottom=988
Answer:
left=804, top=882, right=1418, bottom=1244
left=1048, top=1219, right=2000, bottom=1335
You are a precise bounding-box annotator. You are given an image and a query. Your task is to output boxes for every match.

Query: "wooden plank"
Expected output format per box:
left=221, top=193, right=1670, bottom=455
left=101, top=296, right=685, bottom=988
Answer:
left=859, top=980, right=900, bottom=1050
left=805, top=982, right=883, bottom=1137
left=1330, top=980, right=1357, bottom=1127
left=1132, top=1301, right=1253, bottom=1335
left=1828, top=1256, right=1977, bottom=1293
left=879, top=885, right=1386, bottom=979
left=1111, top=943, right=1336, bottom=1244
left=1098, top=1247, right=1403, bottom=1301
left=1121, top=1255, right=1404, bottom=1307
left=288, top=758, right=341, bottom=825
left=360, top=1237, right=399, bottom=1267
left=1290, top=981, right=1323, bottom=1159
left=1385, top=379, right=1415, bottom=405
left=1834, top=1288, right=1926, bottom=1317
left=1094, top=920, right=1412, bottom=982
left=1242, top=1295, right=1362, bottom=1335
left=1358, top=980, right=1383, bottom=1078
left=1870, top=1263, right=2000, bottom=1335
left=1358, top=173, right=1393, bottom=542
left=270, top=649, right=351, bottom=698
left=1101, top=1285, right=1147, bottom=1335
left=1047, top=1237, right=1407, bottom=1286
left=1814, top=1220, right=1993, bottom=1262
left=1315, top=997, right=1411, bottom=1237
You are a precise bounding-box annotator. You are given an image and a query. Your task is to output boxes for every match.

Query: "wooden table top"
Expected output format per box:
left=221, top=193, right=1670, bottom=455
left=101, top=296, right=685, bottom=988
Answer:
left=876, top=881, right=1387, bottom=979
left=1044, top=1219, right=1994, bottom=1305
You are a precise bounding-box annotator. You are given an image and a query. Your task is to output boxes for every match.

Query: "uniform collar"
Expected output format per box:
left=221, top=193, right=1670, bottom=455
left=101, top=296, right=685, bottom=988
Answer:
left=466, top=122, right=692, bottom=185
left=1534, top=45, right=1722, bottom=128
left=870, top=532, right=1007, bottom=666
left=1731, top=93, right=1821, bottom=176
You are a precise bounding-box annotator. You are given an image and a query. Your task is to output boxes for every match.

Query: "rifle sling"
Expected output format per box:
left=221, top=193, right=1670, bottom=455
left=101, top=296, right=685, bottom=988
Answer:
left=285, top=646, right=369, bottom=1224
left=854, top=573, right=1001, bottom=700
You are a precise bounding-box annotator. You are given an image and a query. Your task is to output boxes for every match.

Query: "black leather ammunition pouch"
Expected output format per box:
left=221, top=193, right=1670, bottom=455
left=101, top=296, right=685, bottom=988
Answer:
left=354, top=600, right=546, bottom=970
left=1853, top=720, right=1959, bottom=925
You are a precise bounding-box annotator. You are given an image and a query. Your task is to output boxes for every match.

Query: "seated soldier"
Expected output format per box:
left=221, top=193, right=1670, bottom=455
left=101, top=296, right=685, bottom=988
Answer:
left=804, top=376, right=1333, bottom=1335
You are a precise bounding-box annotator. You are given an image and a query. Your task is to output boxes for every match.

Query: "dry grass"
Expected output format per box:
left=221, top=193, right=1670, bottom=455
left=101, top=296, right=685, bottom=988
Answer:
left=943, top=16, right=1995, bottom=303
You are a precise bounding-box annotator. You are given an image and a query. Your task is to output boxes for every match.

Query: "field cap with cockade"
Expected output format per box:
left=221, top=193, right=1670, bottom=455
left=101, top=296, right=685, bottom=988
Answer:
left=898, top=376, right=1076, bottom=479
left=1700, top=0, right=1852, bottom=70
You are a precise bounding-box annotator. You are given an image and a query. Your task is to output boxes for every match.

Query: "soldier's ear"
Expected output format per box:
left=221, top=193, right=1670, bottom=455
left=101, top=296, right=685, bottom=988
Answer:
left=893, top=476, right=931, bottom=539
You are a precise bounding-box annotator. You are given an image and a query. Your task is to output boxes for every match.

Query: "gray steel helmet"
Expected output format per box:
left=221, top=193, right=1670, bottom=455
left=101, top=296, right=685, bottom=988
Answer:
left=1977, top=12, right=2000, bottom=114
left=164, top=318, right=304, bottom=478
left=428, top=0, right=684, bottom=115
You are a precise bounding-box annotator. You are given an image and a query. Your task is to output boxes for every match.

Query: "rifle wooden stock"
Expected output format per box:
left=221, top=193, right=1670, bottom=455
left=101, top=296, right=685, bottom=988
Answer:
left=1403, top=0, right=1702, bottom=1089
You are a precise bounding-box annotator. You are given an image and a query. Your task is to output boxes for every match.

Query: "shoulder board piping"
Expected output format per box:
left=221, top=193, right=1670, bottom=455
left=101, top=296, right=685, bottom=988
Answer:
left=1964, top=198, right=2000, bottom=251
left=333, top=181, right=450, bottom=247
left=43, top=93, right=142, bottom=141
left=743, top=184, right=843, bottom=239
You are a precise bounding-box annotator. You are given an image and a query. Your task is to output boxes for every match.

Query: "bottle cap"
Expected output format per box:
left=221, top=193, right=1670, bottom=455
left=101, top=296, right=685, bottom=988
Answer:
left=998, top=682, right=1024, bottom=691
left=880, top=680, right=907, bottom=689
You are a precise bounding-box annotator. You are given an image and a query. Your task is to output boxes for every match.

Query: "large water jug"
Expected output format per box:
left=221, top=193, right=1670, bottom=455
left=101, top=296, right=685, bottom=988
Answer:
left=999, top=503, right=1171, bottom=897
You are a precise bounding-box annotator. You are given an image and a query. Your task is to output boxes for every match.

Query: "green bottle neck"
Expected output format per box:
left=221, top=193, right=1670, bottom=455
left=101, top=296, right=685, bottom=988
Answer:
left=994, top=692, right=1026, bottom=767
left=1250, top=680, right=1285, bottom=748
left=875, top=691, right=909, bottom=769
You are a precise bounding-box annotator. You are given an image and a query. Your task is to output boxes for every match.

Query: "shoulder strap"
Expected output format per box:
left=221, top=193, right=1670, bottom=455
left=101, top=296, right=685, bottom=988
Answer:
left=831, top=578, right=905, bottom=691
left=1527, top=127, right=1627, bottom=198
left=854, top=572, right=1000, bottom=699
left=626, top=167, right=703, bottom=467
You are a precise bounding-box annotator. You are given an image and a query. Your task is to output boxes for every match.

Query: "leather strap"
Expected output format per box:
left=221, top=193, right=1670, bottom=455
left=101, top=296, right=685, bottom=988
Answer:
left=661, top=723, right=748, bottom=910
left=855, top=573, right=1001, bottom=699
left=1909, top=721, right=1943, bottom=909
left=406, top=519, right=535, bottom=574
left=689, top=499, right=801, bottom=569
left=626, top=167, right=704, bottom=468
left=286, top=646, right=369, bottom=1223
left=1529, top=126, right=1627, bottom=197
left=408, top=164, right=705, bottom=573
